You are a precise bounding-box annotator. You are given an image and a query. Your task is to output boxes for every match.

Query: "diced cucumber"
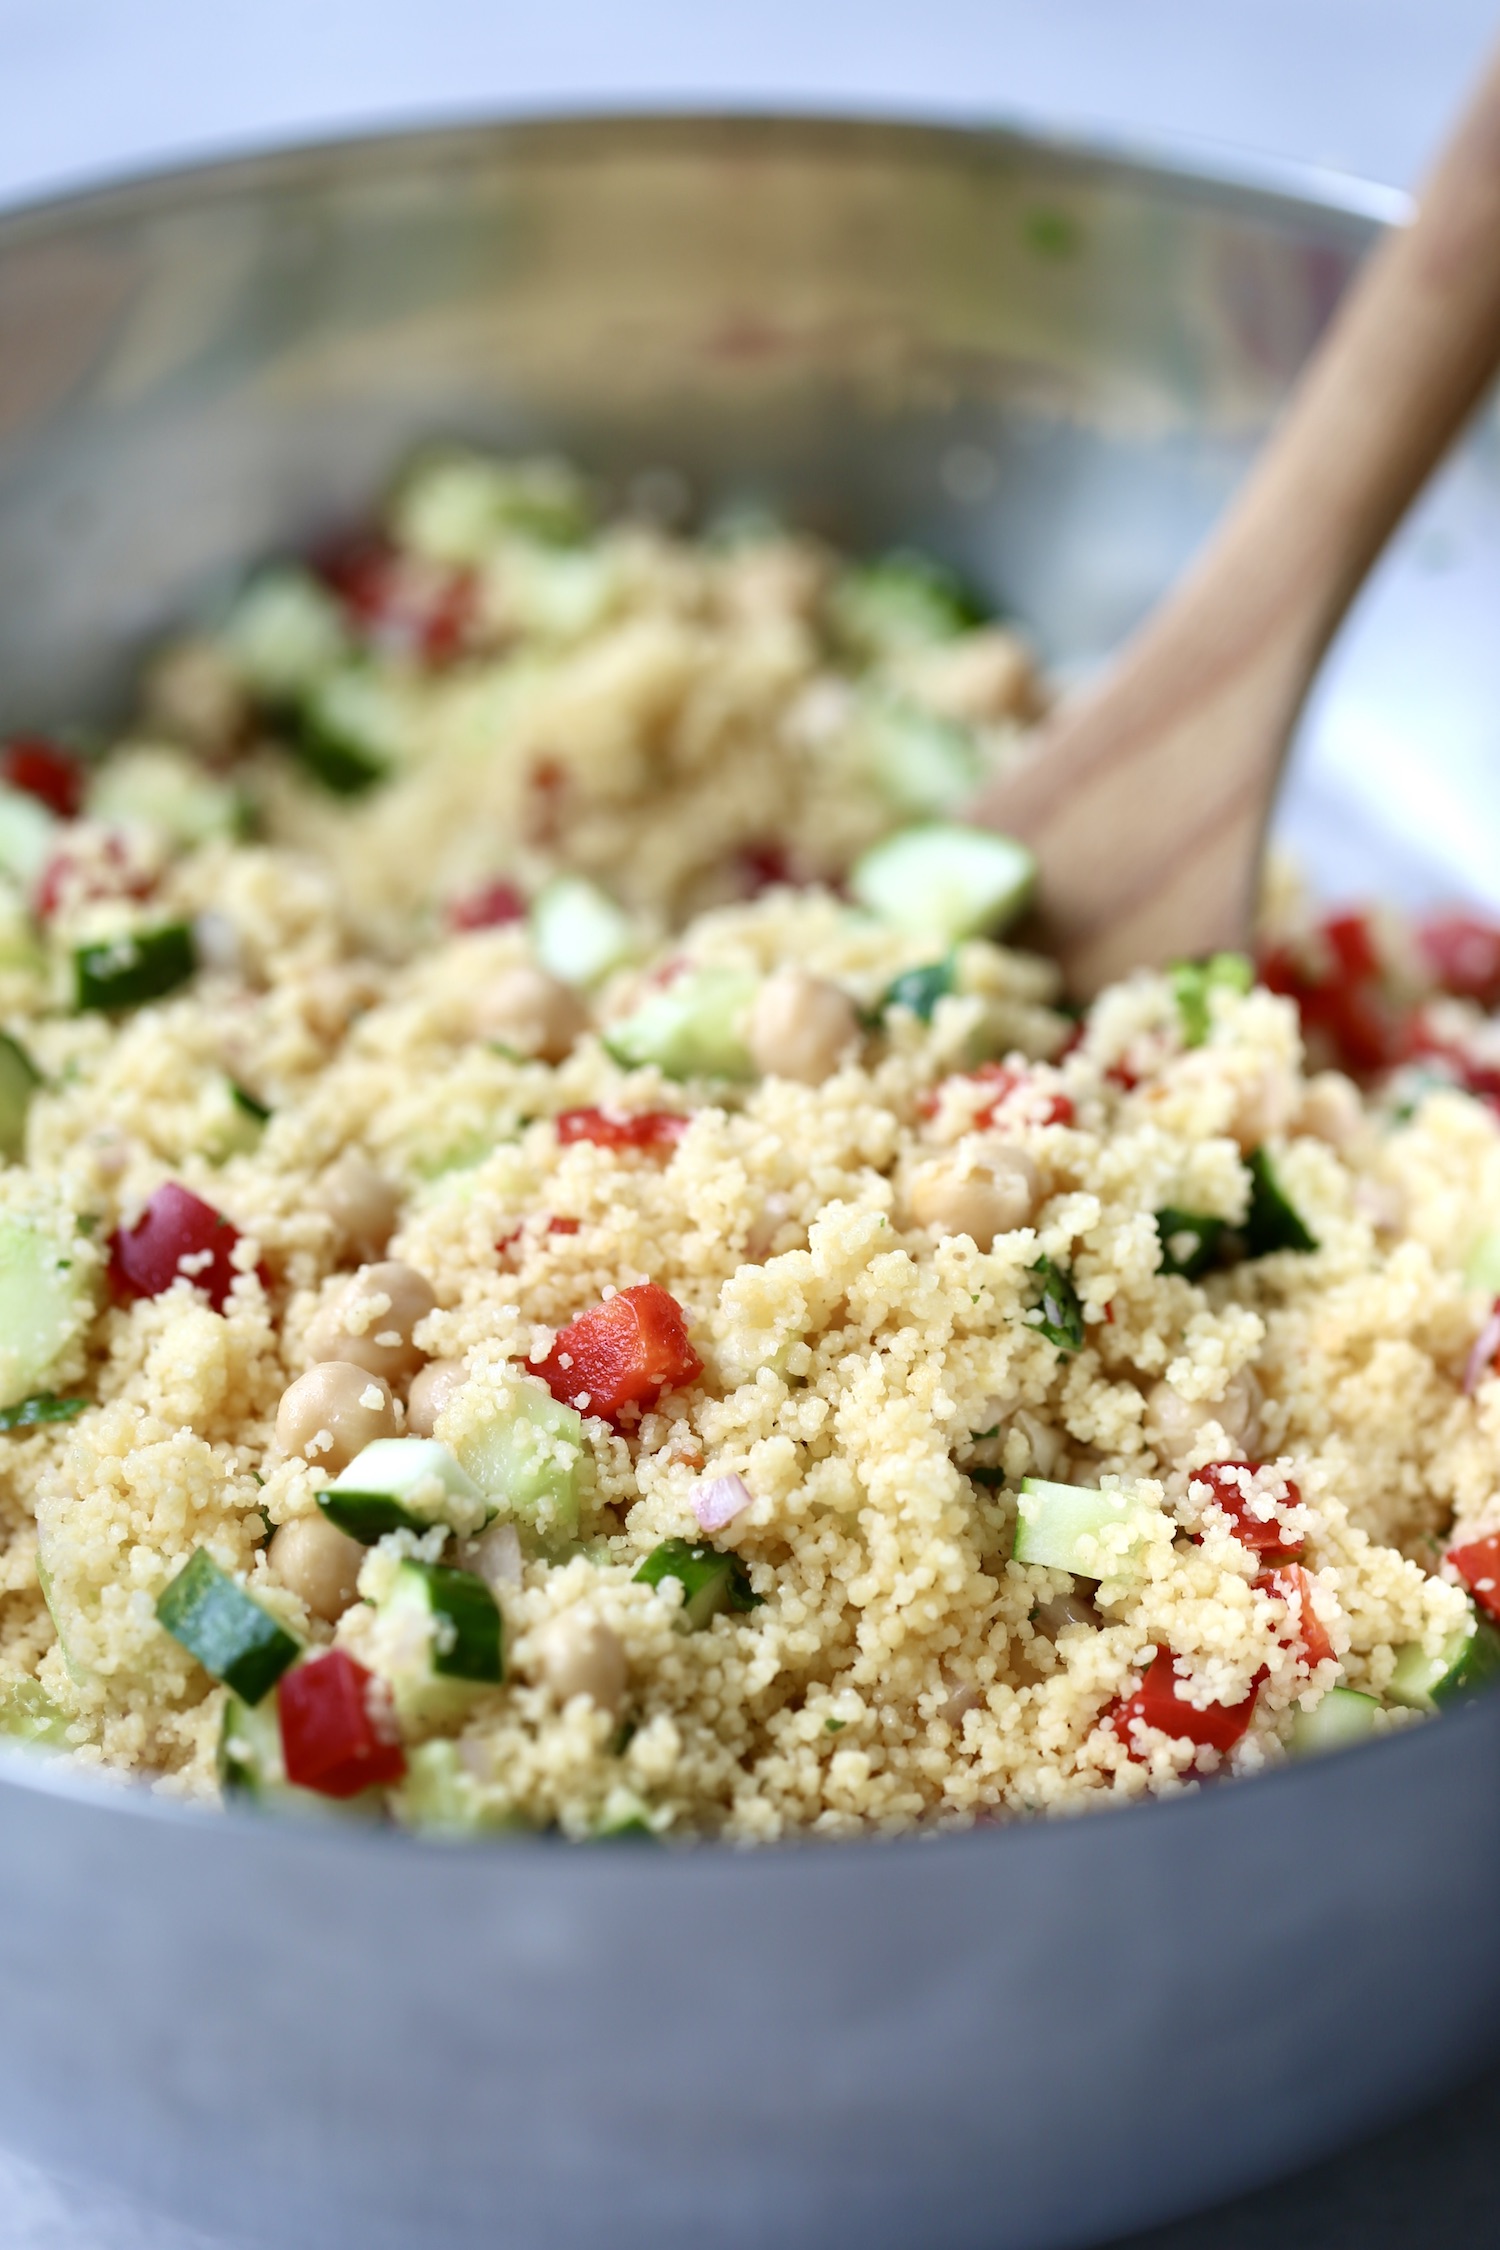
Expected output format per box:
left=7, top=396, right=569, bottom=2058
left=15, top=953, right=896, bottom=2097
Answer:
left=0, top=782, right=58, bottom=888
left=831, top=551, right=985, bottom=660
left=1154, top=1208, right=1226, bottom=1281
left=0, top=1678, right=70, bottom=1750
left=849, top=823, right=1036, bottom=944
left=859, top=695, right=982, bottom=817
left=0, top=1391, right=85, bottom=1432
left=224, top=569, right=349, bottom=697
left=593, top=1783, right=659, bottom=1840
left=373, top=1559, right=504, bottom=1725
left=604, top=966, right=758, bottom=1080
left=1244, top=1147, right=1318, bottom=1258
left=0, top=1031, right=40, bottom=1161
left=450, top=1375, right=590, bottom=1544
left=1170, top=953, right=1253, bottom=1048
left=1388, top=1606, right=1500, bottom=1712
left=218, top=1691, right=382, bottom=1819
left=0, top=1213, right=94, bottom=1411
left=155, top=1549, right=300, bottom=1704
left=1465, top=1226, right=1500, bottom=1295
left=200, top=1078, right=269, bottom=1163
left=391, top=1738, right=524, bottom=1837
left=85, top=745, right=247, bottom=849
left=323, top=1438, right=489, bottom=1542
left=881, top=956, right=956, bottom=1022
left=1011, top=1478, right=1159, bottom=1579
left=0, top=877, right=44, bottom=975
left=35, top=1552, right=90, bottom=1687
left=530, top=876, right=637, bottom=988
left=633, top=1538, right=763, bottom=1629
left=289, top=666, right=411, bottom=796
left=504, top=543, right=618, bottom=640
left=74, top=921, right=197, bottom=1011
left=1290, top=1686, right=1380, bottom=1756
left=395, top=450, right=591, bottom=563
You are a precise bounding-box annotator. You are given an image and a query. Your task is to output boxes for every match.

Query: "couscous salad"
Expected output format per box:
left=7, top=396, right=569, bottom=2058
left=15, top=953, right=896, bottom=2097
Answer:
left=0, top=450, right=1498, bottom=1842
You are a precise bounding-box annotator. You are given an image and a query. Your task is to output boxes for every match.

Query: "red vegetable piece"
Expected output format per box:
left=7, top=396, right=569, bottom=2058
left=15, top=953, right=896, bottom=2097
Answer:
left=547, top=1216, right=581, bottom=1236
left=34, top=829, right=155, bottom=922
left=316, top=533, right=477, bottom=666
left=1, top=736, right=85, bottom=819
left=277, top=1649, right=406, bottom=1798
left=735, top=841, right=793, bottom=896
left=1448, top=1531, right=1500, bottom=1626
left=1259, top=925, right=1406, bottom=1078
left=919, top=1063, right=1074, bottom=1128
left=534, top=1281, right=702, bottom=1422
left=108, top=1182, right=253, bottom=1313
left=1254, top=1564, right=1335, bottom=1668
left=1321, top=910, right=1381, bottom=986
left=1108, top=1651, right=1263, bottom=1757
left=555, top=1107, right=688, bottom=1155
left=1418, top=913, right=1500, bottom=1008
left=447, top=879, right=526, bottom=932
left=1194, top=1461, right=1304, bottom=1559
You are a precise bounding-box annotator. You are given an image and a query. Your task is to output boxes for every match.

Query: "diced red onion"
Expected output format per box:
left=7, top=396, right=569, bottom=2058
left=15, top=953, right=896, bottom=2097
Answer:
left=691, top=1473, right=752, bottom=1533
left=1464, top=1304, right=1500, bottom=1395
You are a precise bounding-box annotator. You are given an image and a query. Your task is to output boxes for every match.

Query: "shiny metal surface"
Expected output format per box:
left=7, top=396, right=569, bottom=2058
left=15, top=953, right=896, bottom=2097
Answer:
left=1, top=113, right=1498, bottom=2250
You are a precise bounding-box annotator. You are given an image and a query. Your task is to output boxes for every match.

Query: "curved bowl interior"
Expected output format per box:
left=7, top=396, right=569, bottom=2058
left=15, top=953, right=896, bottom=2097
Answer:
left=0, top=113, right=1498, bottom=2250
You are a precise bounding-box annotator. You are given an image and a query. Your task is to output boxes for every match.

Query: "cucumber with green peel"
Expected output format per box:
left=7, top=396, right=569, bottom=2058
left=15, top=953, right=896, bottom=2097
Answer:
left=85, top=745, right=247, bottom=848
left=1011, top=1477, right=1160, bottom=1579
left=1290, top=1686, right=1381, bottom=1756
left=1154, top=1209, right=1227, bottom=1282
left=849, top=823, right=1036, bottom=944
left=1243, top=1147, right=1319, bottom=1258
left=830, top=550, right=985, bottom=659
left=324, top=1438, right=489, bottom=1541
left=395, top=449, right=591, bottom=561
left=0, top=1213, right=94, bottom=1412
left=35, top=1552, right=91, bottom=1688
left=0, top=1679, right=70, bottom=1750
left=218, top=1692, right=383, bottom=1818
left=1170, top=953, right=1253, bottom=1048
left=392, top=1738, right=526, bottom=1837
left=155, top=1549, right=300, bottom=1704
left=0, top=1031, right=40, bottom=1161
left=0, top=1392, right=86, bottom=1432
left=0, top=783, right=58, bottom=888
left=288, top=666, right=411, bottom=796
left=633, top=1538, right=763, bottom=1629
left=372, top=1559, right=504, bottom=1725
left=1388, top=1606, right=1500, bottom=1712
left=880, top=956, right=956, bottom=1023
left=593, top=1784, right=658, bottom=1840
left=1465, top=1226, right=1500, bottom=1295
left=604, top=966, right=758, bottom=1080
left=530, top=875, right=637, bottom=987
left=200, top=1078, right=270, bottom=1163
left=859, top=696, right=982, bottom=817
left=74, top=921, right=197, bottom=1011
left=224, top=569, right=349, bottom=697
left=450, top=1375, right=590, bottom=1544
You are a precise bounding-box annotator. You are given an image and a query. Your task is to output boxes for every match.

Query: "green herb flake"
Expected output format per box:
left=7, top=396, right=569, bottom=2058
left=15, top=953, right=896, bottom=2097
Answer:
left=633, top=1537, right=764, bottom=1630
left=1243, top=1147, right=1319, bottom=1258
left=0, top=1393, right=88, bottom=1433
left=1024, top=1255, right=1084, bottom=1352
left=230, top=1083, right=272, bottom=1125
left=965, top=1466, right=1006, bottom=1489
left=1170, top=952, right=1254, bottom=1048
left=155, top=1548, right=299, bottom=1704
left=1153, top=1208, right=1227, bottom=1281
left=824, top=1717, right=847, bottom=1734
left=881, top=956, right=956, bottom=1023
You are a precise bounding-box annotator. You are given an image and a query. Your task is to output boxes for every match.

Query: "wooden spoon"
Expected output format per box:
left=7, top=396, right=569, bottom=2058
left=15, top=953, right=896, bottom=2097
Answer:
left=969, top=48, right=1500, bottom=997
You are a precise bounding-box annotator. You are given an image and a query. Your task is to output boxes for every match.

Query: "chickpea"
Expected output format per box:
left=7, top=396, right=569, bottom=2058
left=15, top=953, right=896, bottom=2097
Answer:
left=276, top=1361, right=398, bottom=1470
left=406, top=1357, right=468, bottom=1437
left=320, top=1152, right=400, bottom=1263
left=1147, top=1369, right=1262, bottom=1460
left=747, top=969, right=859, bottom=1085
left=535, top=1610, right=628, bottom=1715
left=304, top=1261, right=437, bottom=1382
left=1228, top=1064, right=1298, bottom=1154
left=907, top=1145, right=1037, bottom=1250
left=893, top=627, right=1042, bottom=727
left=1298, top=1072, right=1365, bottom=1153
left=268, top=1514, right=364, bottom=1623
left=472, top=964, right=588, bottom=1063
left=143, top=634, right=248, bottom=752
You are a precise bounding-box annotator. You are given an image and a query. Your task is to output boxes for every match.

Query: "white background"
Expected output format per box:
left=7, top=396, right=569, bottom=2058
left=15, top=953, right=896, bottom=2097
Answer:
left=1, top=1, right=1498, bottom=2243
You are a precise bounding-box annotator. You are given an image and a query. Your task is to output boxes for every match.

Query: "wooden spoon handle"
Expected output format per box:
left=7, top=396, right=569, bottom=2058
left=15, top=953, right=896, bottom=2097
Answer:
left=971, top=44, right=1500, bottom=995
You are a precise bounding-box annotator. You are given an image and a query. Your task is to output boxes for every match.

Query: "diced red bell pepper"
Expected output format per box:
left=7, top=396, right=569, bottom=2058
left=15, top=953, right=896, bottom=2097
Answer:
left=34, top=829, right=156, bottom=921
left=1448, top=1531, right=1500, bottom=1625
left=555, top=1107, right=688, bottom=1155
left=547, top=1216, right=581, bottom=1236
left=1193, top=1461, right=1304, bottom=1559
left=447, top=879, right=526, bottom=932
left=277, top=1648, right=406, bottom=1798
left=1259, top=919, right=1408, bottom=1078
left=734, top=841, right=793, bottom=897
left=315, top=532, right=477, bottom=667
left=1418, top=913, right=1500, bottom=1008
left=919, top=1062, right=1074, bottom=1129
left=534, top=1281, right=702, bottom=1422
left=1321, top=910, right=1381, bottom=985
left=1107, top=1650, right=1263, bottom=1757
left=108, top=1182, right=260, bottom=1313
left=0, top=736, right=86, bottom=819
left=1254, top=1564, right=1335, bottom=1668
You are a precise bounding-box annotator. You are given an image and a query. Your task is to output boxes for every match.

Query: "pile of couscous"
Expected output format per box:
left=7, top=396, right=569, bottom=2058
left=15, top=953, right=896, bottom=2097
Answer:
left=0, top=448, right=1499, bottom=1843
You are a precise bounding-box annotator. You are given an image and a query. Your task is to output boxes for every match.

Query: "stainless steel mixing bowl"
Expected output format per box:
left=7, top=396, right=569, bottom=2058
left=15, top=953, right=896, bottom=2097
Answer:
left=2, top=113, right=1499, bottom=2250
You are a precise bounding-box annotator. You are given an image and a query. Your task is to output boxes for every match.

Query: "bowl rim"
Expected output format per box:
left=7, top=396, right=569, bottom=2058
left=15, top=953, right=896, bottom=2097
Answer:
left=0, top=102, right=1449, bottom=1864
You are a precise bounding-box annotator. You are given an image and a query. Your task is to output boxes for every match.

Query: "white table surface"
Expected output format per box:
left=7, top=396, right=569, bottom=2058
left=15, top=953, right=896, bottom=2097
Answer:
left=2, top=2, right=1499, bottom=2243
